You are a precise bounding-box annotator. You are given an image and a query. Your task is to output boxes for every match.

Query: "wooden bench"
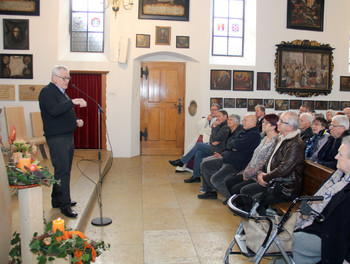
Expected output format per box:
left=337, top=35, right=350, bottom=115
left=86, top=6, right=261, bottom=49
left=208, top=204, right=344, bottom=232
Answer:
left=273, top=160, right=335, bottom=214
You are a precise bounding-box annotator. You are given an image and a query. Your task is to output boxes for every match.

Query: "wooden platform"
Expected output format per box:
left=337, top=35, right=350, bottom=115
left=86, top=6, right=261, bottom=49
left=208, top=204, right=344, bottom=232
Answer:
left=10, top=149, right=112, bottom=233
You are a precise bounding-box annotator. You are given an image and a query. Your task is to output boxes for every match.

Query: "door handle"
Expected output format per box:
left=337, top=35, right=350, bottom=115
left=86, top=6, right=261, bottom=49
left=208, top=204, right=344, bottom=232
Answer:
left=174, top=99, right=183, bottom=114
left=140, top=128, right=148, bottom=141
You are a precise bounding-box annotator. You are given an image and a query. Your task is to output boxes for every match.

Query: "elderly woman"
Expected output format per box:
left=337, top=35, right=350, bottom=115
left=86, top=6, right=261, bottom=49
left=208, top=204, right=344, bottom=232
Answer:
left=325, top=109, right=335, bottom=125
left=305, top=117, right=330, bottom=161
left=225, top=114, right=279, bottom=199
left=274, top=136, right=350, bottom=264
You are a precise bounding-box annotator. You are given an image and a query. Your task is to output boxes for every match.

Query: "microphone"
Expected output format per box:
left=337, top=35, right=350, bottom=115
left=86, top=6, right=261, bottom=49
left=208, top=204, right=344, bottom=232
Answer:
left=71, top=84, right=104, bottom=114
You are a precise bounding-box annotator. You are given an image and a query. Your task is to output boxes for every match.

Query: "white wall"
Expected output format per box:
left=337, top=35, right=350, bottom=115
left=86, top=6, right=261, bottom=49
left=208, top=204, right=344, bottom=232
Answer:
left=0, top=0, right=350, bottom=157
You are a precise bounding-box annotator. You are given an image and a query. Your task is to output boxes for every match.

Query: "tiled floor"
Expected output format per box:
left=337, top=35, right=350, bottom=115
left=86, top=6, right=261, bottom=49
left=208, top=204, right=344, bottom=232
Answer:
left=82, top=156, right=270, bottom=264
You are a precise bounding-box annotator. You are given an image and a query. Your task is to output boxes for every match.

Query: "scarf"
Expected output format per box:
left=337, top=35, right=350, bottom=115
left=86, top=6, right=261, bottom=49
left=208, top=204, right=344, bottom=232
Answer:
left=305, top=129, right=327, bottom=158
left=295, top=170, right=350, bottom=230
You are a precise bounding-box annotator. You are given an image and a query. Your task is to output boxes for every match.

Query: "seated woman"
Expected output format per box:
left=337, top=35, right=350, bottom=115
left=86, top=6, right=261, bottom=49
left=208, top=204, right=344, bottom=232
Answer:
left=305, top=117, right=330, bottom=161
left=225, top=114, right=279, bottom=199
left=274, top=136, right=350, bottom=264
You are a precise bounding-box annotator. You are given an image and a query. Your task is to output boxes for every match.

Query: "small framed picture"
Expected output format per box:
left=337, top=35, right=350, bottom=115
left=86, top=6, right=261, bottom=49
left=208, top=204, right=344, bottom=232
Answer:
left=275, top=99, right=289, bottom=111
left=328, top=101, right=340, bottom=111
left=0, top=0, right=39, bottom=16
left=290, top=99, right=303, bottom=110
left=0, top=54, right=33, bottom=79
left=210, top=70, right=231, bottom=90
left=136, top=34, right=150, bottom=48
left=248, top=99, right=263, bottom=112
left=340, top=76, right=350, bottom=91
left=233, top=70, right=254, bottom=91
left=257, top=72, right=271, bottom=91
left=176, top=36, right=189, bottom=49
left=236, top=98, right=247, bottom=108
left=303, top=100, right=315, bottom=111
left=155, top=26, right=171, bottom=45
left=224, top=98, right=235, bottom=108
left=341, top=101, right=350, bottom=109
left=3, top=19, right=29, bottom=50
left=210, top=98, right=223, bottom=109
left=264, top=99, right=274, bottom=109
left=315, top=101, right=328, bottom=110
left=287, top=0, right=324, bottom=31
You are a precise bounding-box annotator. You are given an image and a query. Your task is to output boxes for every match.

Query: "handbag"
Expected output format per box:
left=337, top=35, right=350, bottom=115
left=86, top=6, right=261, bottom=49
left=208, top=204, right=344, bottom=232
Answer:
left=240, top=213, right=297, bottom=254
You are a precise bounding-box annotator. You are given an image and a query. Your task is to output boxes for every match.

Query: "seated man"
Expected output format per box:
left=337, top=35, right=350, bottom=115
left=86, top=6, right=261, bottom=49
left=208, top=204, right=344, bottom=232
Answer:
left=274, top=136, right=350, bottom=264
left=169, top=110, right=230, bottom=183
left=299, top=113, right=314, bottom=146
left=175, top=103, right=219, bottom=173
left=316, top=115, right=350, bottom=169
left=198, top=114, right=261, bottom=199
left=241, top=111, right=305, bottom=215
left=305, top=117, right=330, bottom=161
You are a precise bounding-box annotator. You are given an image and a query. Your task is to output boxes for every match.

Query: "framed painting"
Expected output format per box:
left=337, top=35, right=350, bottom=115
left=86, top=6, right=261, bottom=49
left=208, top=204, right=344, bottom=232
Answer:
left=303, top=100, right=315, bottom=111
left=275, top=40, right=334, bottom=97
left=139, top=0, right=189, bottom=21
left=287, top=0, right=324, bottom=31
left=224, top=98, right=235, bottom=108
left=136, top=34, right=150, bottom=48
left=328, top=101, right=340, bottom=111
left=290, top=99, right=303, bottom=109
left=341, top=101, right=350, bottom=109
left=233, top=70, right=253, bottom=91
left=176, top=36, right=189, bottom=49
left=0, top=0, right=39, bottom=16
left=155, top=26, right=171, bottom=45
left=210, top=70, right=231, bottom=90
left=315, top=101, right=328, bottom=110
left=248, top=99, right=263, bottom=112
left=3, top=19, right=29, bottom=50
left=340, top=76, right=350, bottom=91
left=264, top=99, right=274, bottom=109
left=275, top=99, right=289, bottom=111
left=210, top=97, right=223, bottom=109
left=257, top=72, right=271, bottom=90
left=0, top=54, right=33, bottom=79
left=236, top=98, right=247, bottom=108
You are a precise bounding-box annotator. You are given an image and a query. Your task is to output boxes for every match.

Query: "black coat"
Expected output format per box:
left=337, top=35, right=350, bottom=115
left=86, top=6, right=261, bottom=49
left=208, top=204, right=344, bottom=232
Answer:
left=209, top=120, right=230, bottom=154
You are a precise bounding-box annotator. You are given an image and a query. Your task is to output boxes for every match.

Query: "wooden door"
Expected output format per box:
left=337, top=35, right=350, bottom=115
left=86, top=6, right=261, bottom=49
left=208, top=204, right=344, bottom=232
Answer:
left=140, top=62, right=185, bottom=155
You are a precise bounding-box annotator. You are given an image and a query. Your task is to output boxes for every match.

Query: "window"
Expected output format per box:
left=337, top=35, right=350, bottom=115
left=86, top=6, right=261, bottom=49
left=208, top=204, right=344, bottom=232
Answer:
left=212, top=0, right=244, bottom=56
left=70, top=0, right=104, bottom=52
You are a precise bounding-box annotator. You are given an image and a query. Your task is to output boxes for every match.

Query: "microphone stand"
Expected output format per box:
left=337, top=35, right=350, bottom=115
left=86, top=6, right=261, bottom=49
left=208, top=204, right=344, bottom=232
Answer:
left=72, top=84, right=112, bottom=226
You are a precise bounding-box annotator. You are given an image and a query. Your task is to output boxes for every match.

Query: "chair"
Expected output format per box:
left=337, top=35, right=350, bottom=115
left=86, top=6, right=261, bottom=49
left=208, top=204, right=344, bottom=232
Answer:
left=4, top=106, right=47, bottom=159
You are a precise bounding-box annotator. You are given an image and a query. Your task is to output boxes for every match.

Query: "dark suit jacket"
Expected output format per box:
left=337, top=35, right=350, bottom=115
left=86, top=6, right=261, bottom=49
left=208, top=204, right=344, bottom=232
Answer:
left=209, top=120, right=230, bottom=154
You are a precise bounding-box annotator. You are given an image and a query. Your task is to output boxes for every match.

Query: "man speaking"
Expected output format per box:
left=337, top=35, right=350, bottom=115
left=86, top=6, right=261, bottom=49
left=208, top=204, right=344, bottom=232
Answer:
left=39, top=65, right=87, bottom=218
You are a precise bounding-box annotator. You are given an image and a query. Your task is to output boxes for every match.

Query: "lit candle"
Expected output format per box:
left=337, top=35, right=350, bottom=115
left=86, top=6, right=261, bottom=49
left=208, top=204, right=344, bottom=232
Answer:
left=52, top=218, right=65, bottom=242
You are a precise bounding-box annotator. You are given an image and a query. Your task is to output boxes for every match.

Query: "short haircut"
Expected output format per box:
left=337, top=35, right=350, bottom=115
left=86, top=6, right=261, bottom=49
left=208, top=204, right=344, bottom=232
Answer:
left=342, top=136, right=350, bottom=159
left=300, top=113, right=313, bottom=124
left=263, top=113, right=279, bottom=132
left=52, top=65, right=69, bottom=79
left=313, top=117, right=328, bottom=128
left=284, top=111, right=300, bottom=131
left=229, top=114, right=240, bottom=123
left=255, top=104, right=265, bottom=113
left=326, top=109, right=335, bottom=116
left=219, top=109, right=228, bottom=117
left=332, top=115, right=350, bottom=130
left=211, top=103, right=220, bottom=110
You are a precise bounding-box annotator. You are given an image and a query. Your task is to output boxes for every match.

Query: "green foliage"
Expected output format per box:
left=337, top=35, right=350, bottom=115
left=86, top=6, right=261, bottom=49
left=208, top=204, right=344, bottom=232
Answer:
left=8, top=231, right=21, bottom=264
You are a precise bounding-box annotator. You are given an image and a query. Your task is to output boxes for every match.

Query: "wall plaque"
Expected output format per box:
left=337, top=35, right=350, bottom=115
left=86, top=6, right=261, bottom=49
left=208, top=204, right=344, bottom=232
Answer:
left=19, top=84, right=44, bottom=101
left=0, top=84, right=15, bottom=100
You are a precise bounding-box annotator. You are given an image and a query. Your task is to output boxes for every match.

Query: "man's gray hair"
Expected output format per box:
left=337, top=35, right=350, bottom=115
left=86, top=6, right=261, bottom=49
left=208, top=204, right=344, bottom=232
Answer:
left=52, top=65, right=70, bottom=79
left=284, top=111, right=300, bottom=131
left=342, top=136, right=350, bottom=159
left=211, top=103, right=221, bottom=110
left=333, top=115, right=349, bottom=130
left=300, top=113, right=313, bottom=124
left=229, top=114, right=240, bottom=123
left=255, top=104, right=265, bottom=113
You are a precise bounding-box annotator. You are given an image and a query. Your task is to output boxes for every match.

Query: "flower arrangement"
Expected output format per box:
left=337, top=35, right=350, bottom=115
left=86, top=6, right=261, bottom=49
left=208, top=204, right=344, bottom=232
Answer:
left=1, top=126, right=59, bottom=188
left=29, top=219, right=110, bottom=264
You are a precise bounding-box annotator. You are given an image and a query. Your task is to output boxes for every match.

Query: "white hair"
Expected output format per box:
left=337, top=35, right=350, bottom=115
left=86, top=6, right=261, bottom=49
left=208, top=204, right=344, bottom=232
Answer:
left=51, top=65, right=69, bottom=79
left=333, top=115, right=349, bottom=130
left=300, top=113, right=313, bottom=124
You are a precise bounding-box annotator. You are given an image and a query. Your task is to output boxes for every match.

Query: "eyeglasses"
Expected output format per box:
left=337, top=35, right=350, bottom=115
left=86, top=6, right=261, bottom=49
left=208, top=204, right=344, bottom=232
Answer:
left=279, top=120, right=290, bottom=125
left=55, top=75, right=71, bottom=81
left=312, top=123, right=322, bottom=126
left=330, top=123, right=344, bottom=128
